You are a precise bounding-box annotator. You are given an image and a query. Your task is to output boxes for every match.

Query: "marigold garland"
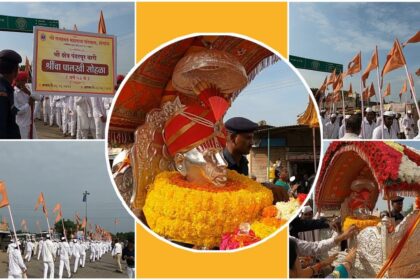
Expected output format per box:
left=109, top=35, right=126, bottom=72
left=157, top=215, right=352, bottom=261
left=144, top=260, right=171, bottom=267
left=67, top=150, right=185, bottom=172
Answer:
left=143, top=170, right=273, bottom=248
left=342, top=215, right=380, bottom=231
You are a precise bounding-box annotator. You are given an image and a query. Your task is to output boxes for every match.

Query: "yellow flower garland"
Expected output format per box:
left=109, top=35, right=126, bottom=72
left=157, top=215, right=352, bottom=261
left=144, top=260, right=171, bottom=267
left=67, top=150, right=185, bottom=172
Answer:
left=143, top=170, right=273, bottom=248
left=342, top=215, right=380, bottom=231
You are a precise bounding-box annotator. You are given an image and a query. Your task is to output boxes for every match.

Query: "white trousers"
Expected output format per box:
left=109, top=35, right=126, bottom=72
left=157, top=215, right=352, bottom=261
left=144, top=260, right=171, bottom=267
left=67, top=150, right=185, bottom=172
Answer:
left=127, top=267, right=135, bottom=278
left=8, top=273, right=22, bottom=278
left=73, top=256, right=80, bottom=273
left=62, top=107, right=69, bottom=134
left=80, top=254, right=86, bottom=267
left=94, top=117, right=105, bottom=139
left=59, top=258, right=71, bottom=278
left=34, top=101, right=41, bottom=119
left=43, top=100, right=51, bottom=124
left=70, top=112, right=77, bottom=136
left=24, top=250, right=32, bottom=262
left=43, top=261, right=54, bottom=279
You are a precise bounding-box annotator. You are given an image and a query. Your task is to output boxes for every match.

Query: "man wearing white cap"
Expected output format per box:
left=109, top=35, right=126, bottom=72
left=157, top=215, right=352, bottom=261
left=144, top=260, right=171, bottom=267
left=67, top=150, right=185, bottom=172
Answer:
left=360, top=108, right=376, bottom=139
left=338, top=115, right=351, bottom=139
left=58, top=237, right=72, bottom=279
left=372, top=111, right=398, bottom=139
left=41, top=234, right=55, bottom=279
left=72, top=239, right=81, bottom=274
left=402, top=110, right=416, bottom=139
left=8, top=241, right=27, bottom=278
left=325, top=113, right=339, bottom=139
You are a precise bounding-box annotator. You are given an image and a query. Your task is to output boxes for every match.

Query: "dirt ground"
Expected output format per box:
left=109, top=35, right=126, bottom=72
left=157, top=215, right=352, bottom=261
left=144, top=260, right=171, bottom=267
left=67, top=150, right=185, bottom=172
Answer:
left=0, top=250, right=130, bottom=278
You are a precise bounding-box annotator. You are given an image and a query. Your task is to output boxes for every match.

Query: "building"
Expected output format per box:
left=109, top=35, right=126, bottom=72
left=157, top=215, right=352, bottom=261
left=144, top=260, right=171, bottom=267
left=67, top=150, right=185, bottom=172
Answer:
left=249, top=125, right=321, bottom=183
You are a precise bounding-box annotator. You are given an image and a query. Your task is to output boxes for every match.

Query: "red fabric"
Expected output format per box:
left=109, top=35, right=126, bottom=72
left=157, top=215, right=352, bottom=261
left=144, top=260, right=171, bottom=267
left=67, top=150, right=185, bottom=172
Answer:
left=163, top=105, right=226, bottom=155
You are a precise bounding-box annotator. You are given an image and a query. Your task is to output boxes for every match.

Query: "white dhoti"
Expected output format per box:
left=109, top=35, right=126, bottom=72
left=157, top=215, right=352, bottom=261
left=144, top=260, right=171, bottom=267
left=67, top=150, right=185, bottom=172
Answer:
left=59, top=259, right=71, bottom=278
left=43, top=261, right=54, bottom=279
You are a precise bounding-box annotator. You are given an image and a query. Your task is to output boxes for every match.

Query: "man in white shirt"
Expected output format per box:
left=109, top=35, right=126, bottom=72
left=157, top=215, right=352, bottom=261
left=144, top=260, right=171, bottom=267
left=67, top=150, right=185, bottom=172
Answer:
left=113, top=239, right=123, bottom=273
left=402, top=110, right=416, bottom=139
left=338, top=115, right=350, bottom=139
left=24, top=238, right=34, bottom=262
left=41, top=234, right=55, bottom=279
left=79, top=240, right=87, bottom=268
left=91, top=96, right=107, bottom=139
left=75, top=96, right=94, bottom=139
left=372, top=111, right=398, bottom=139
left=341, top=114, right=362, bottom=139
left=360, top=108, right=376, bottom=139
left=58, top=237, right=72, bottom=279
left=37, top=238, right=44, bottom=260
left=8, top=242, right=27, bottom=278
left=13, top=73, right=42, bottom=139
left=325, top=114, right=340, bottom=139
left=72, top=239, right=81, bottom=274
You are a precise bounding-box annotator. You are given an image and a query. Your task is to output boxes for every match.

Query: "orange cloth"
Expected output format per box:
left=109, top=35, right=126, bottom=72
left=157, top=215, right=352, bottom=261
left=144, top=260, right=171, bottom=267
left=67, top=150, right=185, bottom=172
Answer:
left=381, top=39, right=407, bottom=78
left=333, top=73, right=343, bottom=93
left=0, top=182, right=9, bottom=208
left=402, top=31, right=420, bottom=47
left=383, top=82, right=391, bottom=97
left=326, top=69, right=336, bottom=86
left=400, top=80, right=407, bottom=95
left=344, top=51, right=361, bottom=76
left=362, top=48, right=378, bottom=87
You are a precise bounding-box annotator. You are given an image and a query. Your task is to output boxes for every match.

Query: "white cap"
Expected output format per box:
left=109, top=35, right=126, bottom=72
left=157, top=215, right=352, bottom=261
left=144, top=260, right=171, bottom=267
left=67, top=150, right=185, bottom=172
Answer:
left=384, top=111, right=395, bottom=117
left=302, top=206, right=313, bottom=214
left=366, top=107, right=373, bottom=113
left=320, top=109, right=326, bottom=113
left=331, top=113, right=337, bottom=118
left=407, top=110, right=412, bottom=114
left=289, top=176, right=296, bottom=183
left=345, top=115, right=351, bottom=119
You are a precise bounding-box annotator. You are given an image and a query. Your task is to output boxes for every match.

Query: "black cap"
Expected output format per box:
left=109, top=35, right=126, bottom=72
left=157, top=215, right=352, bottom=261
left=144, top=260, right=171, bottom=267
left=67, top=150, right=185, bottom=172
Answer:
left=0, top=49, right=22, bottom=64
left=391, top=196, right=404, bottom=203
left=225, top=117, right=258, bottom=134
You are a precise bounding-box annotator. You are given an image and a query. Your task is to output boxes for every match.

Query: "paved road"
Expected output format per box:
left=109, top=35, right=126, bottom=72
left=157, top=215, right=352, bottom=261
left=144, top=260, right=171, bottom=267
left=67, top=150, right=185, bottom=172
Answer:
left=0, top=251, right=129, bottom=278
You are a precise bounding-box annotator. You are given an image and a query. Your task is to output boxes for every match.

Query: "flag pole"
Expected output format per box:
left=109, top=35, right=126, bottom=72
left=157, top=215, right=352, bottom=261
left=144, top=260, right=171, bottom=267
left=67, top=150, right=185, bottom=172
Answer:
left=404, top=65, right=420, bottom=118
left=61, top=217, right=67, bottom=242
left=7, top=205, right=20, bottom=250
left=341, top=89, right=346, bottom=129
left=375, top=46, right=385, bottom=140
left=45, top=215, right=51, bottom=235
left=359, top=78, right=366, bottom=139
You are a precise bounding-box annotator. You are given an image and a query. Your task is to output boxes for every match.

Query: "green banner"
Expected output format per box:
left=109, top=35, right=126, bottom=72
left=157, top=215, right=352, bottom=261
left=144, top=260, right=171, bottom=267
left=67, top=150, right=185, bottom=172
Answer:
left=0, top=15, right=59, bottom=33
left=289, top=55, right=343, bottom=73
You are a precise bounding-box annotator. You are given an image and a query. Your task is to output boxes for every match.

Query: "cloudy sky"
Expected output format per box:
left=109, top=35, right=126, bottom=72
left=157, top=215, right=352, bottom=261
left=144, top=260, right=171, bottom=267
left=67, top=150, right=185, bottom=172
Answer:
left=290, top=3, right=419, bottom=103
left=0, top=2, right=134, bottom=75
left=224, top=59, right=311, bottom=127
left=0, top=141, right=133, bottom=233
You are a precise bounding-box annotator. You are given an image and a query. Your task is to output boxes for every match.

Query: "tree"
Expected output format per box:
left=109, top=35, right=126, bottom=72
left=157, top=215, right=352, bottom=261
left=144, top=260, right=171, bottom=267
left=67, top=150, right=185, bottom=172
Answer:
left=54, top=219, right=77, bottom=239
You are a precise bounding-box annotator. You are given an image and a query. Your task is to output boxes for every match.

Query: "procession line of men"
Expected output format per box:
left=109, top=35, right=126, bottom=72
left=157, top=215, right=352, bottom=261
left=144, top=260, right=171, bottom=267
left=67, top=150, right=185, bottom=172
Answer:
left=8, top=234, right=115, bottom=279
left=321, top=108, right=419, bottom=140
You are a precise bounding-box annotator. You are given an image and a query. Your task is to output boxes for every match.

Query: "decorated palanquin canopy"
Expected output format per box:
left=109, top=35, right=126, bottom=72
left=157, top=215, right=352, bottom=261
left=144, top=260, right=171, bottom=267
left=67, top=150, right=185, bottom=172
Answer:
left=315, top=142, right=420, bottom=210
left=109, top=35, right=278, bottom=145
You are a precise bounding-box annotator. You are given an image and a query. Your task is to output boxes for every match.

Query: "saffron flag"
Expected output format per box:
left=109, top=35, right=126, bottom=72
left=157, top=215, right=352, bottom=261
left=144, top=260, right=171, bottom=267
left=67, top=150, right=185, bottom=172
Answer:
left=402, top=31, right=420, bottom=47
left=317, top=76, right=328, bottom=95
left=361, top=48, right=378, bottom=87
left=333, top=73, right=343, bottom=93
left=383, top=82, right=391, bottom=97
left=344, top=51, right=361, bottom=77
left=400, top=80, right=407, bottom=95
left=0, top=181, right=10, bottom=208
left=24, top=57, right=31, bottom=77
left=369, top=83, right=376, bottom=98
left=53, top=203, right=61, bottom=213
left=35, top=192, right=48, bottom=216
left=381, top=39, right=407, bottom=78
left=326, top=69, right=336, bottom=86
left=81, top=217, right=87, bottom=229
left=98, top=10, right=107, bottom=34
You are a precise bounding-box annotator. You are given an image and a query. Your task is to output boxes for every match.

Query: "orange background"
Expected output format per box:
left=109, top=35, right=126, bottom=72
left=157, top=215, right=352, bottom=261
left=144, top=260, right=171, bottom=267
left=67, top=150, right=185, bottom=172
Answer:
left=135, top=2, right=289, bottom=278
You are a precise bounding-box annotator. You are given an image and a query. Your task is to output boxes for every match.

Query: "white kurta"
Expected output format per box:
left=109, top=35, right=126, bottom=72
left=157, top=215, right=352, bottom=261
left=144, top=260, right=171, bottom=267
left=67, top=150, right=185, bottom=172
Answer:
left=14, top=85, right=41, bottom=139
left=402, top=116, right=416, bottom=139
left=359, top=118, right=376, bottom=139
left=372, top=125, right=398, bottom=139
left=325, top=121, right=340, bottom=139
left=8, top=247, right=26, bottom=277
left=338, top=123, right=345, bottom=139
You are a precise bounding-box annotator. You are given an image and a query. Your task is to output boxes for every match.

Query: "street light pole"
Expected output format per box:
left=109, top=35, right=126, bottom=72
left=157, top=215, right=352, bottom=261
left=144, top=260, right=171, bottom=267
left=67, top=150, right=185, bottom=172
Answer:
left=82, top=190, right=90, bottom=238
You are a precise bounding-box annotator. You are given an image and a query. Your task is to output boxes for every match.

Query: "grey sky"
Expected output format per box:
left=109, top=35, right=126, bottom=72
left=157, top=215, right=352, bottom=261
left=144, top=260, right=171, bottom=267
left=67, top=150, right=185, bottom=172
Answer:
left=0, top=141, right=133, bottom=233
left=0, top=2, right=135, bottom=75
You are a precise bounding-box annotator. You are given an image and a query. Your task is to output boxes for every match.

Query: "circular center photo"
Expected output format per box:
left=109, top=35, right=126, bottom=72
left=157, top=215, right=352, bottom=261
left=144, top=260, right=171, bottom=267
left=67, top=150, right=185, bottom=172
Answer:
left=106, top=34, right=321, bottom=251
